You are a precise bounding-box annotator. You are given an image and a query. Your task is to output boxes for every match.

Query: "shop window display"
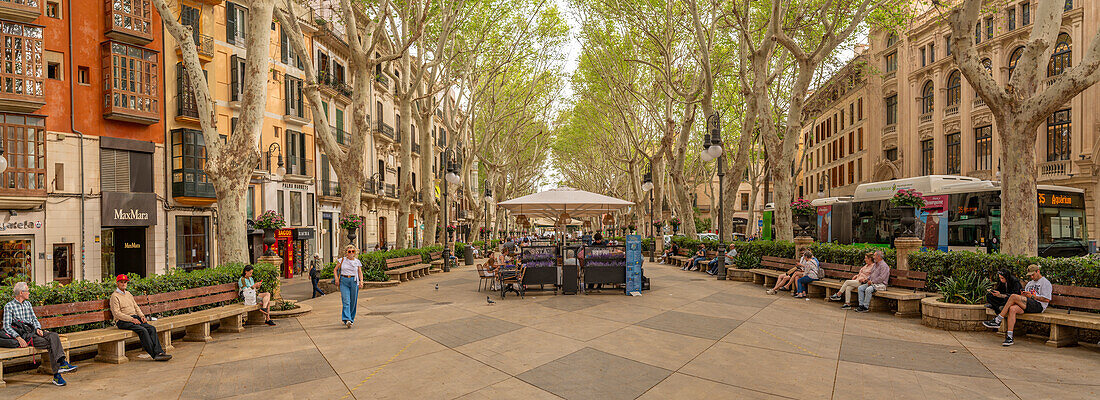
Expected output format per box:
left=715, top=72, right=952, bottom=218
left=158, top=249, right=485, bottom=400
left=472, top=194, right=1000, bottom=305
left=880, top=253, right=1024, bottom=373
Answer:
left=0, top=238, right=33, bottom=279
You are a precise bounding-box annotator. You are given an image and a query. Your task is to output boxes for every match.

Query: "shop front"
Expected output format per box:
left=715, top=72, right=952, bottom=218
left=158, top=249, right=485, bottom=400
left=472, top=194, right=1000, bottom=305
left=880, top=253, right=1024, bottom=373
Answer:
left=0, top=215, right=43, bottom=281
left=101, top=192, right=157, bottom=280
left=270, top=227, right=315, bottom=278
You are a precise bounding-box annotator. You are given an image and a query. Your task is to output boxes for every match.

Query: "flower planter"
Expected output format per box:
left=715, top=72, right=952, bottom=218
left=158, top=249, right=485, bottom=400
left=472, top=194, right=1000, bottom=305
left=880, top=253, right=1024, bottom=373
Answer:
left=895, top=206, right=917, bottom=236
left=262, top=229, right=276, bottom=256
left=346, top=226, right=358, bottom=243
left=269, top=300, right=312, bottom=319
left=794, top=214, right=812, bottom=236
left=920, top=296, right=988, bottom=331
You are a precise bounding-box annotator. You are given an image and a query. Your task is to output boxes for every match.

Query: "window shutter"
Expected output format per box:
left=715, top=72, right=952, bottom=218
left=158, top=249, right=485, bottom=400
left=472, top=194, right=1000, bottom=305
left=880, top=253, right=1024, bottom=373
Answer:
left=226, top=2, right=237, bottom=45
left=280, top=28, right=288, bottom=63
left=285, top=78, right=292, bottom=115
left=230, top=55, right=239, bottom=101
left=100, top=149, right=131, bottom=192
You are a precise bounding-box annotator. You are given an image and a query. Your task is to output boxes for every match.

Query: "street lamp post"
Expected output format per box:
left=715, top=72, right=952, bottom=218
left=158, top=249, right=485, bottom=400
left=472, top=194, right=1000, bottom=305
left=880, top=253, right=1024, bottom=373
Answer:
left=703, top=112, right=726, bottom=280
left=442, top=148, right=462, bottom=271
left=483, top=188, right=492, bottom=241
left=642, top=168, right=654, bottom=262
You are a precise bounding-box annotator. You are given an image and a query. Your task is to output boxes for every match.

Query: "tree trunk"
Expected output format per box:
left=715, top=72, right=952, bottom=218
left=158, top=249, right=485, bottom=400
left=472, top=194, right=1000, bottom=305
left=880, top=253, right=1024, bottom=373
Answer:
left=417, top=113, right=438, bottom=246
left=213, top=177, right=249, bottom=264
left=998, top=117, right=1040, bottom=255
left=668, top=104, right=698, bottom=239
left=396, top=84, right=414, bottom=249
left=771, top=157, right=795, bottom=241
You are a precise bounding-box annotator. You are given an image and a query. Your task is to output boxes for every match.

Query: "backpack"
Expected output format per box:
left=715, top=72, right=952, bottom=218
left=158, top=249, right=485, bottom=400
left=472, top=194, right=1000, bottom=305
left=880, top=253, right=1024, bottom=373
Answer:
left=0, top=330, right=20, bottom=348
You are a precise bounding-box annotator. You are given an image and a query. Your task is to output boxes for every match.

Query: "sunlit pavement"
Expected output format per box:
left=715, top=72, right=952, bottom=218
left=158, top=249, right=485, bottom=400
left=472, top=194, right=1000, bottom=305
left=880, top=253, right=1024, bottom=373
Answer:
left=3, top=261, right=1100, bottom=399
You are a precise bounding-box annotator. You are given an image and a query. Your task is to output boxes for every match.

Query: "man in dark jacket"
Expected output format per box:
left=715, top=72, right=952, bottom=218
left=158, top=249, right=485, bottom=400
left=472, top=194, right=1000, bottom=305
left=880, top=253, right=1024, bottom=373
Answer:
left=309, top=254, right=326, bottom=298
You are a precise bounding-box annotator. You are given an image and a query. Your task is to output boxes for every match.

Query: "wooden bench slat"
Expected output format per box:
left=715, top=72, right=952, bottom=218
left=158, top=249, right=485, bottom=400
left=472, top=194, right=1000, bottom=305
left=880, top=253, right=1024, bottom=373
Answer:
left=145, top=291, right=241, bottom=314
left=1052, top=284, right=1100, bottom=299
left=145, top=282, right=238, bottom=304
left=39, top=310, right=113, bottom=329
left=35, top=299, right=111, bottom=317
left=1050, top=295, right=1100, bottom=310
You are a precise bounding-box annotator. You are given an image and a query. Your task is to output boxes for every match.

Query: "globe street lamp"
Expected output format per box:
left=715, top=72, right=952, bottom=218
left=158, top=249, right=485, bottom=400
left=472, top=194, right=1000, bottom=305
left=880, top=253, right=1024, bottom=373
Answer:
left=702, top=111, right=726, bottom=280
left=0, top=139, right=7, bottom=174
left=642, top=167, right=653, bottom=262
left=442, top=148, right=461, bottom=270
left=266, top=143, right=286, bottom=179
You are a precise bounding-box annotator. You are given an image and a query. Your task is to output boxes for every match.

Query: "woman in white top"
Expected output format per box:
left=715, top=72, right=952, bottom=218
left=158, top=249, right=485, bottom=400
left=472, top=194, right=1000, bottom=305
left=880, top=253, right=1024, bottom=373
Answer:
left=333, top=244, right=364, bottom=328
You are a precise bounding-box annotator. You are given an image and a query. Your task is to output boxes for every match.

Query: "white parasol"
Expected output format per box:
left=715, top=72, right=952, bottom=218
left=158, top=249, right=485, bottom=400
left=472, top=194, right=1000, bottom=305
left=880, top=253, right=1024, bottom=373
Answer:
left=497, top=187, right=634, bottom=219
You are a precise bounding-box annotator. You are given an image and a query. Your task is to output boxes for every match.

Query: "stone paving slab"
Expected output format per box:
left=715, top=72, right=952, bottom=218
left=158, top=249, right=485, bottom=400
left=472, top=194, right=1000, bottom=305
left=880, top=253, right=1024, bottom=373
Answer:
left=180, top=348, right=336, bottom=399
left=839, top=334, right=994, bottom=378
left=413, top=314, right=523, bottom=348
left=517, top=347, right=672, bottom=400
left=636, top=310, right=743, bottom=340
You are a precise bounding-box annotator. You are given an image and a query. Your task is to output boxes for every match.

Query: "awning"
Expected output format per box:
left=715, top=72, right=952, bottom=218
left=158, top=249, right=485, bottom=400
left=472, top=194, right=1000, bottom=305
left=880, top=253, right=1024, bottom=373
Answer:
left=497, top=187, right=634, bottom=219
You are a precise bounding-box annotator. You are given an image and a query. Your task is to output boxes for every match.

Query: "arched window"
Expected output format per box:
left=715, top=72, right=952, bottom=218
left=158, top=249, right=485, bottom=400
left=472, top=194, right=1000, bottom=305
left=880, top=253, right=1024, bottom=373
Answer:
left=921, top=80, right=934, bottom=114
left=946, top=70, right=961, bottom=106
left=981, top=58, right=993, bottom=76
left=886, top=33, right=898, bottom=47
left=1008, top=46, right=1025, bottom=79
left=1048, top=33, right=1071, bottom=77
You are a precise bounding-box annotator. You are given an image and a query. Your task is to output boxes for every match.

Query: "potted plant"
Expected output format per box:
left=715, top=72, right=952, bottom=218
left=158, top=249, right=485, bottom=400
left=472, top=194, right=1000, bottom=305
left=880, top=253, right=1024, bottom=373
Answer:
left=652, top=219, right=663, bottom=231
left=790, top=198, right=815, bottom=237
left=889, top=189, right=925, bottom=236
left=921, top=271, right=992, bottom=331
left=254, top=210, right=286, bottom=256
left=339, top=214, right=365, bottom=243
left=670, top=216, right=681, bottom=234
left=446, top=225, right=457, bottom=234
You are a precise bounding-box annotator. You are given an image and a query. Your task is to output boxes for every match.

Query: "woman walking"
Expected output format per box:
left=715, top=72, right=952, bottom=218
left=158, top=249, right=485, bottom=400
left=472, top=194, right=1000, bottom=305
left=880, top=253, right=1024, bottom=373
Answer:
left=333, top=245, right=364, bottom=328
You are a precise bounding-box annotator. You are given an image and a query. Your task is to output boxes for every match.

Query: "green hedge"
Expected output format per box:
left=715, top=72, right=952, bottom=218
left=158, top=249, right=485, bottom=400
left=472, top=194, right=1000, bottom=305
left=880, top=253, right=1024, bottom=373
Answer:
left=0, top=263, right=279, bottom=333
left=727, top=241, right=897, bottom=271
left=909, top=251, right=1100, bottom=290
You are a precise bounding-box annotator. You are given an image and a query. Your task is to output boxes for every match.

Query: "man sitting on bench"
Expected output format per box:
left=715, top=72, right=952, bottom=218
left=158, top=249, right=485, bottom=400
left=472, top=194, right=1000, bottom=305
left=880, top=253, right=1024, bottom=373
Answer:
left=683, top=248, right=707, bottom=271
left=3, top=282, right=79, bottom=386
left=111, top=274, right=172, bottom=361
left=660, top=242, right=679, bottom=264
left=829, top=252, right=875, bottom=309
left=982, top=264, right=1052, bottom=346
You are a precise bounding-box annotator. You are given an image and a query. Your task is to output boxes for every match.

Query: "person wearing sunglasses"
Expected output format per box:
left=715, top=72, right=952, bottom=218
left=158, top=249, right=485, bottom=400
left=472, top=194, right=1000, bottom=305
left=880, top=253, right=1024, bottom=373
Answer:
left=333, top=245, right=364, bottom=328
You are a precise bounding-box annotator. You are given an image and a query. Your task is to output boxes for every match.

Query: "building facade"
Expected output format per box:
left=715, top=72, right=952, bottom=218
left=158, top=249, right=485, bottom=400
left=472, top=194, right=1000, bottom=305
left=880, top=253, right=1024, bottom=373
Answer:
left=803, top=1, right=1100, bottom=239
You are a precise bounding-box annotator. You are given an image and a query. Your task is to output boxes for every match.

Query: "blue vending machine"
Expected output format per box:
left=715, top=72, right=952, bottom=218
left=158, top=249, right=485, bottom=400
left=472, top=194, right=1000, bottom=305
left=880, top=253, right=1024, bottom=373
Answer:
left=625, top=235, right=642, bottom=294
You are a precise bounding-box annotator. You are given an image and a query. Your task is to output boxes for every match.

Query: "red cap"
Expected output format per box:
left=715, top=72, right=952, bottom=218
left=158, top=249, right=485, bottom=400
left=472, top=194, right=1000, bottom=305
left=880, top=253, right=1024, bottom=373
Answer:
left=116, top=274, right=129, bottom=282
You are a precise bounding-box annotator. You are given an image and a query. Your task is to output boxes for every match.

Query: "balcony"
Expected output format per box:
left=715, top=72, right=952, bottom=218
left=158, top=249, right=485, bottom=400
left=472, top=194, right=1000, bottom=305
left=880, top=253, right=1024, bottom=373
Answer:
left=883, top=125, right=897, bottom=135
left=284, top=107, right=310, bottom=125
left=362, top=178, right=381, bottom=195
left=320, top=179, right=341, bottom=197
left=0, top=21, right=44, bottom=113
left=412, top=142, right=420, bottom=154
left=285, top=158, right=314, bottom=177
left=973, top=97, right=986, bottom=108
left=176, top=33, right=214, bottom=63
left=945, top=105, right=959, bottom=116
left=105, top=0, right=154, bottom=45
left=375, top=73, right=388, bottom=91
left=317, top=71, right=352, bottom=98
left=1040, top=159, right=1071, bottom=180
left=103, top=42, right=160, bottom=125
left=172, top=180, right=215, bottom=203
left=330, top=126, right=348, bottom=146
left=437, top=136, right=446, bottom=148
left=0, top=0, right=42, bottom=22
left=384, top=183, right=396, bottom=198
left=375, top=121, right=394, bottom=141
left=919, top=113, right=933, bottom=124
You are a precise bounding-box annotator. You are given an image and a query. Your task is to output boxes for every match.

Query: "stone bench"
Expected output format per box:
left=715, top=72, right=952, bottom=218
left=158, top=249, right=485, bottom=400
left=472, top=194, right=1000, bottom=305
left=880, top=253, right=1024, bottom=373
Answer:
left=986, top=284, right=1100, bottom=347
left=0, top=282, right=260, bottom=386
left=384, top=255, right=430, bottom=282
left=750, top=256, right=932, bottom=317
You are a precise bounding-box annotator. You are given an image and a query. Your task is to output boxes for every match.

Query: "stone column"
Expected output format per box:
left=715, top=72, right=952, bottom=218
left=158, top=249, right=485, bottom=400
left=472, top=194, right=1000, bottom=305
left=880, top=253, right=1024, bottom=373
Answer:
left=257, top=255, right=284, bottom=298
left=793, top=236, right=814, bottom=258
left=893, top=236, right=922, bottom=270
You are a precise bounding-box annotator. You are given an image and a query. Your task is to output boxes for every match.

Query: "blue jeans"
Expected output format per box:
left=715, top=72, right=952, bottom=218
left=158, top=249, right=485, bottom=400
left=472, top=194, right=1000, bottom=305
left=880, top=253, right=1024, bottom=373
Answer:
left=796, top=276, right=818, bottom=294
left=858, top=283, right=877, bottom=307
left=339, top=276, right=359, bottom=322
left=688, top=256, right=706, bottom=269
left=707, top=259, right=722, bottom=275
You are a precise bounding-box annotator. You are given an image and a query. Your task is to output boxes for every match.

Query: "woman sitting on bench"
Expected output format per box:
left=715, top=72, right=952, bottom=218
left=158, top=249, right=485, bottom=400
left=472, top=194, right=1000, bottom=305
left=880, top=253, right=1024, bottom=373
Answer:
left=767, top=250, right=818, bottom=296
left=661, top=242, right=679, bottom=264
left=683, top=248, right=707, bottom=271
left=240, top=266, right=276, bottom=326
left=829, top=252, right=875, bottom=308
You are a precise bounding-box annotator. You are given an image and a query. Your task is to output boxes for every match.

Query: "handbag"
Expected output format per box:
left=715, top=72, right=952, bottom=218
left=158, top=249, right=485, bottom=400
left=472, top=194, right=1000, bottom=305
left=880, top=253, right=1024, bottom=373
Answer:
left=242, top=287, right=258, bottom=305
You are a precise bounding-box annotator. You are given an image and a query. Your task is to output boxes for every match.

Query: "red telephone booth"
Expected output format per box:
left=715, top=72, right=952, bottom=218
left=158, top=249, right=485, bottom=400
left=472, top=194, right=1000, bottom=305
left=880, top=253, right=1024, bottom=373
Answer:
left=276, top=229, right=295, bottom=278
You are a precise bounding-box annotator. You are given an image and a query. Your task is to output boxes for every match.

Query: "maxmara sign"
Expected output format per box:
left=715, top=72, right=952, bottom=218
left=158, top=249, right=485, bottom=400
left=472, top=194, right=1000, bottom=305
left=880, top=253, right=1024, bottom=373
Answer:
left=102, top=192, right=157, bottom=227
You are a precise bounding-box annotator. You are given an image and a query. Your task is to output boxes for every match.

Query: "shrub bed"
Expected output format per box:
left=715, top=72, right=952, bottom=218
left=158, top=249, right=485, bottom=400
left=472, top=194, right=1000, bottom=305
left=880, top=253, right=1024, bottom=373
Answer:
left=321, top=245, right=449, bottom=281
left=0, top=262, right=279, bottom=333
left=726, top=241, right=897, bottom=270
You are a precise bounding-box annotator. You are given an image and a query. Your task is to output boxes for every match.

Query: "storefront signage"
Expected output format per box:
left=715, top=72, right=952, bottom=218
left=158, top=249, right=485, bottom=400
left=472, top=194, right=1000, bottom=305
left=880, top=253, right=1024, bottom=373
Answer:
left=123, top=242, right=141, bottom=249
left=0, top=220, right=42, bottom=231
left=1038, top=191, right=1083, bottom=208
left=102, top=192, right=157, bottom=226
left=294, top=228, right=315, bottom=240
left=281, top=183, right=308, bottom=190
left=276, top=229, right=294, bottom=239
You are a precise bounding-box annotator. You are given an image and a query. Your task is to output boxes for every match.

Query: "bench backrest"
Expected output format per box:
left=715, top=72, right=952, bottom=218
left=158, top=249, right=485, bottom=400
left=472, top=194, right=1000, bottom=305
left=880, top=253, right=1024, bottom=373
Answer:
left=385, top=255, right=423, bottom=270
left=819, top=262, right=857, bottom=280
left=888, top=269, right=928, bottom=291
left=429, top=251, right=443, bottom=261
left=678, top=248, right=692, bottom=256
left=21, top=282, right=241, bottom=330
left=1049, top=284, right=1100, bottom=310
left=760, top=256, right=797, bottom=271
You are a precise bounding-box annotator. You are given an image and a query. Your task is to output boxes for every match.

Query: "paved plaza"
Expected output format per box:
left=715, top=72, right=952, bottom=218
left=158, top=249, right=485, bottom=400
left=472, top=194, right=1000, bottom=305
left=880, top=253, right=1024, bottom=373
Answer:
left=2, top=261, right=1100, bottom=399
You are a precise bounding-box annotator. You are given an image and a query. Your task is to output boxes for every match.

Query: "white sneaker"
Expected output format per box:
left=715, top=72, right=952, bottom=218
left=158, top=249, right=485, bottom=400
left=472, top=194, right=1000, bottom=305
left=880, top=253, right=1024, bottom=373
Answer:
left=766, top=289, right=776, bottom=295
left=344, top=321, right=351, bottom=328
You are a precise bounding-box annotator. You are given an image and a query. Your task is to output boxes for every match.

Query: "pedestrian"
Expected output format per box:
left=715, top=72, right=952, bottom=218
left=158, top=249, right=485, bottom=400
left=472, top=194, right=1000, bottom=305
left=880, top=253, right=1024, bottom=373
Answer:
left=2, top=282, right=79, bottom=386
left=333, top=245, right=364, bottom=328
left=309, top=253, right=325, bottom=298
